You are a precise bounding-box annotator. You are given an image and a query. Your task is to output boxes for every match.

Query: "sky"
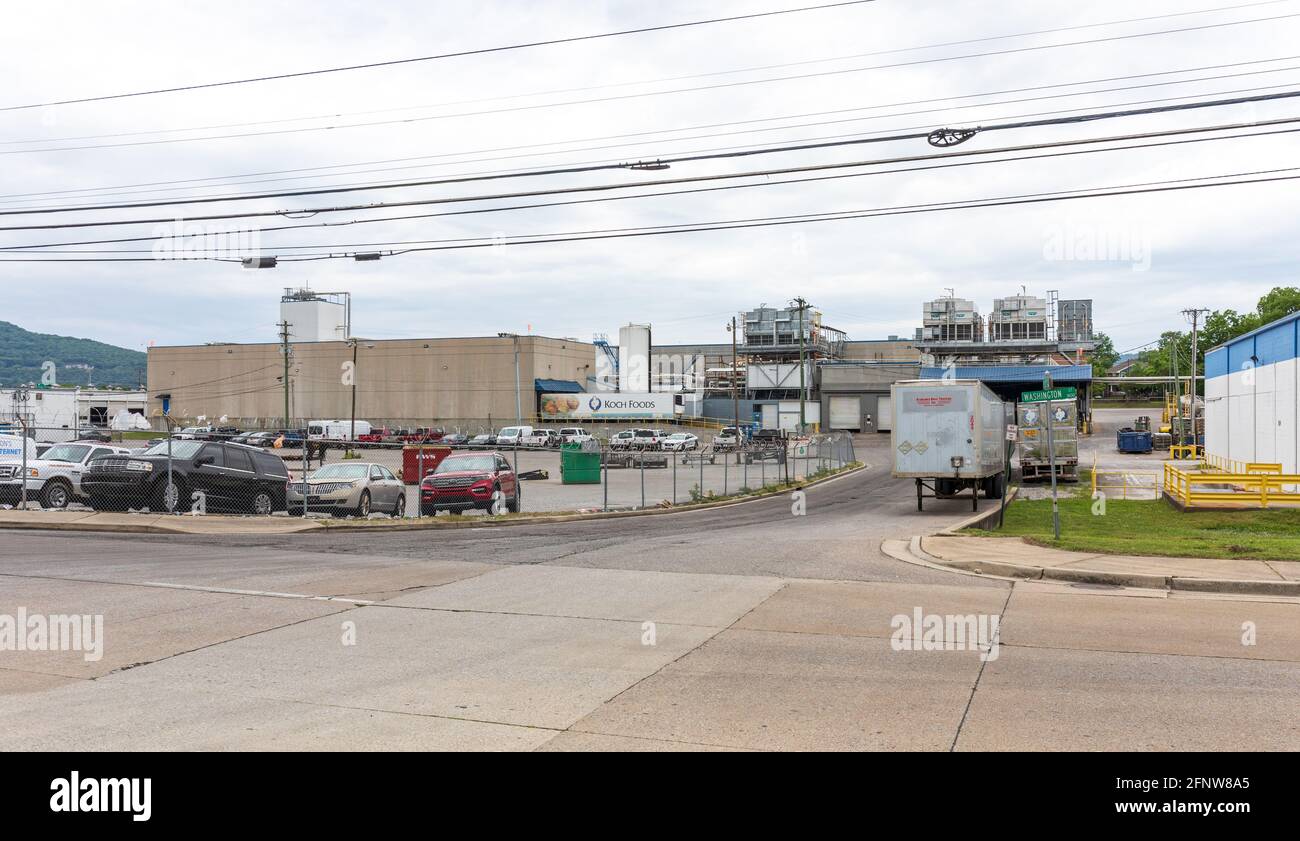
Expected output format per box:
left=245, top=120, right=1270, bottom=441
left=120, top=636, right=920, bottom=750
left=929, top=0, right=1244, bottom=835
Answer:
left=2, top=0, right=1298, bottom=360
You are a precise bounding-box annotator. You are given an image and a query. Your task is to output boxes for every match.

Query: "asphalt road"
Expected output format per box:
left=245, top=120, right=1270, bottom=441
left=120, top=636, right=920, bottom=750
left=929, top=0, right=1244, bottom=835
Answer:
left=2, top=435, right=1297, bottom=751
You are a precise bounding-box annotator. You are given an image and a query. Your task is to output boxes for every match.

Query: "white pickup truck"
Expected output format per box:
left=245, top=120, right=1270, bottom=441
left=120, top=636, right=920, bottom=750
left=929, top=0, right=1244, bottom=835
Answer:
left=0, top=441, right=133, bottom=509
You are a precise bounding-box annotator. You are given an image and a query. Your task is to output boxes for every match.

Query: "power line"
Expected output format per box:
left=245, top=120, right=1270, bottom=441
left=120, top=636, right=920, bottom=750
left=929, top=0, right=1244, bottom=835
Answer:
left=7, top=58, right=1299, bottom=211
left=5, top=90, right=1297, bottom=225
left=5, top=11, right=1299, bottom=157
left=13, top=124, right=1299, bottom=254
left=4, top=1, right=1285, bottom=148
left=0, top=1, right=879, bottom=112
left=2, top=101, right=1297, bottom=233
left=3, top=166, right=1296, bottom=264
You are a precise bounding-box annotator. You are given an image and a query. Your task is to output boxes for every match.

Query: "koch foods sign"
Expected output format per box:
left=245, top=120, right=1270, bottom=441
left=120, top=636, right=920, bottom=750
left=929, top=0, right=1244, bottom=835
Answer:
left=540, top=393, right=677, bottom=419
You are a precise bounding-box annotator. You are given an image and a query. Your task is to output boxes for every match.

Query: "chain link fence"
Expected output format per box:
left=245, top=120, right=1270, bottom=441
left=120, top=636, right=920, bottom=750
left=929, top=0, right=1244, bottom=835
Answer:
left=0, top=423, right=857, bottom=518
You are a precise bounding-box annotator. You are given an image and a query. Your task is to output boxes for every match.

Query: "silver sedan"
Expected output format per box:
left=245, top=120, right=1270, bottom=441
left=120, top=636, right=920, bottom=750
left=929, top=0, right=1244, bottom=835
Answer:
left=287, top=462, right=406, bottom=518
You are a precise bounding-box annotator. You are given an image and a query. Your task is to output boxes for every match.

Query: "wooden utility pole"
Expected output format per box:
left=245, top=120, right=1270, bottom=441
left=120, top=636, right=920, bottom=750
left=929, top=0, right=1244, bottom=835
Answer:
left=278, top=320, right=292, bottom=427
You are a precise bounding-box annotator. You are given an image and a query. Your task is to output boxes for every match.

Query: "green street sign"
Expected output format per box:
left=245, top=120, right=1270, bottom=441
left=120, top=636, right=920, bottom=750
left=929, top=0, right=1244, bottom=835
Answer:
left=1020, top=386, right=1077, bottom=403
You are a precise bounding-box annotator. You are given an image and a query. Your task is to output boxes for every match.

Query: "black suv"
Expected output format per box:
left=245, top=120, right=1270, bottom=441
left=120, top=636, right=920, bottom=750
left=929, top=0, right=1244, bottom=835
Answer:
left=83, top=440, right=290, bottom=514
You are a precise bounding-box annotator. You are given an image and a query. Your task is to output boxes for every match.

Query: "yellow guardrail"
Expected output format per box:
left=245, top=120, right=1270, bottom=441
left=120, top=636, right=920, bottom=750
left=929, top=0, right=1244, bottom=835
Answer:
left=1163, top=463, right=1300, bottom=508
left=1169, top=443, right=1203, bottom=460
left=1203, top=453, right=1282, bottom=474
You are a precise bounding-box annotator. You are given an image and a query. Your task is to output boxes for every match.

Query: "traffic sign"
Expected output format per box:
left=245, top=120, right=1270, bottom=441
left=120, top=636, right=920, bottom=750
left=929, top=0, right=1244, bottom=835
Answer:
left=1020, top=386, right=1077, bottom=403
left=1005, top=424, right=1018, bottom=441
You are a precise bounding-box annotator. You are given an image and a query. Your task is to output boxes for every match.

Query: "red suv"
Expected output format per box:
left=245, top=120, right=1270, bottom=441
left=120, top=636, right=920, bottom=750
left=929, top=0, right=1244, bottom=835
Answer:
left=420, top=451, right=519, bottom=516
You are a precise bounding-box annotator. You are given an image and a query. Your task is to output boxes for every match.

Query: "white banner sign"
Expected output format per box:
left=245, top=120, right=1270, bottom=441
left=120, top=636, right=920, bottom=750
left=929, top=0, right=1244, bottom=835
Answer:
left=540, top=393, right=677, bottom=420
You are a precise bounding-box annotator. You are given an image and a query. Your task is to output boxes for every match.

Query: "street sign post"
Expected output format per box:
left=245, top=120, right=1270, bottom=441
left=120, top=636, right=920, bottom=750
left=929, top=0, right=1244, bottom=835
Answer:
left=1021, top=382, right=1074, bottom=540
left=1019, top=386, right=1077, bottom=404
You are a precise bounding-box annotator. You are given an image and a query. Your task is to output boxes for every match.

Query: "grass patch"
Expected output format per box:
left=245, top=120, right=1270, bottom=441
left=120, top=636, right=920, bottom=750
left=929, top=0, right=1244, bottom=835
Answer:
left=974, top=494, right=1300, bottom=561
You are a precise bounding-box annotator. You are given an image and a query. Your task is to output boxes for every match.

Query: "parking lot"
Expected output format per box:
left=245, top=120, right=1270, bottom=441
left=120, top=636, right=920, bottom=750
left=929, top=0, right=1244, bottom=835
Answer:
left=0, top=429, right=860, bottom=520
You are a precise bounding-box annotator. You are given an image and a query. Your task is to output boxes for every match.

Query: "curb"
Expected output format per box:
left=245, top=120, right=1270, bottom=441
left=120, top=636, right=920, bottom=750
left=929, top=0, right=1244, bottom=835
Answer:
left=317, top=461, right=866, bottom=531
left=909, top=535, right=1300, bottom=597
left=0, top=463, right=866, bottom=536
left=936, top=486, right=1019, bottom=534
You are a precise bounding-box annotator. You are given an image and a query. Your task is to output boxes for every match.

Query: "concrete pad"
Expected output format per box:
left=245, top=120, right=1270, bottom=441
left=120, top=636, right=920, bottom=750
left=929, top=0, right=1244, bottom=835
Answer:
left=1057, top=554, right=1284, bottom=581
left=536, top=731, right=752, bottom=752
left=956, top=645, right=1300, bottom=751
left=286, top=560, right=495, bottom=601
left=0, top=577, right=347, bottom=677
left=1001, top=587, right=1300, bottom=661
left=0, top=667, right=85, bottom=696
left=569, top=628, right=984, bottom=751
left=0, top=680, right=552, bottom=751
left=923, top=535, right=1103, bottom=567
left=735, top=579, right=1008, bottom=638
left=387, top=564, right=782, bottom=626
left=1272, top=563, right=1300, bottom=581
left=112, top=606, right=720, bottom=730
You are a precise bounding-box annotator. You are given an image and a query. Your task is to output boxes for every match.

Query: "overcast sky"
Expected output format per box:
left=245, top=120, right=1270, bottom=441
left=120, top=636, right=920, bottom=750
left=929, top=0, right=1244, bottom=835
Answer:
left=2, top=0, right=1298, bottom=358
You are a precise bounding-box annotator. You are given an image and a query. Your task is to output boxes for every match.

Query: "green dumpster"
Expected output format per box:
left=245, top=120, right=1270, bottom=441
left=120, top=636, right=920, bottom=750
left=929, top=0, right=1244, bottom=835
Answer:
left=560, top=442, right=602, bottom=484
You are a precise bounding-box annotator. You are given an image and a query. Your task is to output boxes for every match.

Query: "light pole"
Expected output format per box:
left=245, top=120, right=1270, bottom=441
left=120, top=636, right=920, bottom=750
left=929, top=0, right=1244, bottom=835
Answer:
left=791, top=297, right=809, bottom=433
left=726, top=317, right=739, bottom=438
left=499, top=332, right=522, bottom=475
left=499, top=333, right=521, bottom=425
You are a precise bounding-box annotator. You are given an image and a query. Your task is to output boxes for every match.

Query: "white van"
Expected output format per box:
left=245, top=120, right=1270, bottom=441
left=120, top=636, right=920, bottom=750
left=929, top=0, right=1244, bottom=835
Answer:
left=0, top=433, right=38, bottom=463
left=496, top=425, right=533, bottom=447
left=308, top=420, right=373, bottom=441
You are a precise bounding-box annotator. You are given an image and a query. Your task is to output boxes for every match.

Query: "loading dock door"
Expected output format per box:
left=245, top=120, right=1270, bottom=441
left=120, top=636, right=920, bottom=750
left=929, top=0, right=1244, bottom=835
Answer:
left=829, top=396, right=860, bottom=431
left=877, top=395, right=892, bottom=432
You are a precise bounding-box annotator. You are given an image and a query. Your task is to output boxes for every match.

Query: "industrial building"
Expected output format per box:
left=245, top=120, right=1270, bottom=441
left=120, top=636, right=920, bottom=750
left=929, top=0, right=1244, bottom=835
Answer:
left=143, top=286, right=1100, bottom=434
left=1, top=387, right=148, bottom=441
left=1205, top=310, right=1300, bottom=473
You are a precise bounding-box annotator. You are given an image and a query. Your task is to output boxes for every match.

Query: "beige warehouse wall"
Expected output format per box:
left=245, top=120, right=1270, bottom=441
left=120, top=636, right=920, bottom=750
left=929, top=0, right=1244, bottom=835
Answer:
left=148, top=336, right=594, bottom=424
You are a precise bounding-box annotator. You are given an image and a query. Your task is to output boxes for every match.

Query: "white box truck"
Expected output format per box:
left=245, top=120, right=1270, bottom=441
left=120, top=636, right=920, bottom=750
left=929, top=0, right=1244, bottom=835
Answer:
left=890, top=380, right=1010, bottom=511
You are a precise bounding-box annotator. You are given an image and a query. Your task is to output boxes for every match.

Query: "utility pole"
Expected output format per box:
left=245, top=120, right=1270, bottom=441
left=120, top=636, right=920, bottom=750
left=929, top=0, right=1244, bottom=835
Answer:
left=792, top=297, right=808, bottom=433
left=349, top=338, right=359, bottom=444
left=730, top=315, right=739, bottom=436
left=278, top=320, right=292, bottom=427
left=1182, top=307, right=1210, bottom=404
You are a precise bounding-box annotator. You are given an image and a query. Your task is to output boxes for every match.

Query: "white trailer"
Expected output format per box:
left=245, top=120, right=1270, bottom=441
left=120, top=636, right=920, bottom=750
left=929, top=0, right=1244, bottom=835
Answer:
left=890, top=380, right=1010, bottom=511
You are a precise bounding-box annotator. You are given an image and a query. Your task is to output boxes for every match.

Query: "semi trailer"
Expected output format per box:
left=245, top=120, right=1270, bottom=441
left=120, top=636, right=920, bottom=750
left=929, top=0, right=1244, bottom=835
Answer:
left=890, top=380, right=1011, bottom=511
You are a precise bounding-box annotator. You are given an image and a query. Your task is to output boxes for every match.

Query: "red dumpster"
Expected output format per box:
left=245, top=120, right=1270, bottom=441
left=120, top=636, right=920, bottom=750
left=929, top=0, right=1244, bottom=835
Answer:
left=401, top=445, right=452, bottom=483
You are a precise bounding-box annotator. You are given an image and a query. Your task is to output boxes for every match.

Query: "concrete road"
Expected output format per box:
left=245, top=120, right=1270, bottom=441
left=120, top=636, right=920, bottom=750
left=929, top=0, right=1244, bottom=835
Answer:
left=2, top=434, right=1297, bottom=751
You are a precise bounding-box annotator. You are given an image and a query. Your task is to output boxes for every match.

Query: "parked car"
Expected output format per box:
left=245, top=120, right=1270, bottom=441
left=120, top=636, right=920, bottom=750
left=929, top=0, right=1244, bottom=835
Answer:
left=712, top=426, right=742, bottom=451
left=496, top=425, right=533, bottom=447
left=559, top=427, right=593, bottom=444
left=631, top=428, right=664, bottom=450
left=609, top=430, right=636, bottom=451
left=78, top=428, right=113, bottom=443
left=287, top=461, right=405, bottom=518
left=234, top=431, right=281, bottom=448
left=521, top=429, right=557, bottom=448
left=82, top=440, right=290, bottom=514
left=0, top=441, right=133, bottom=509
left=420, top=451, right=519, bottom=516
left=662, top=432, right=699, bottom=452
left=468, top=433, right=497, bottom=449
left=439, top=433, right=470, bottom=447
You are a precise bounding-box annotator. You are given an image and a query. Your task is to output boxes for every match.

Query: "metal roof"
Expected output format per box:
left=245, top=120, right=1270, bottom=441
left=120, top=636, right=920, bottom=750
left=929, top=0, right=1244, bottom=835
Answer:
left=534, top=378, right=584, bottom=393
left=919, top=364, right=1092, bottom=383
